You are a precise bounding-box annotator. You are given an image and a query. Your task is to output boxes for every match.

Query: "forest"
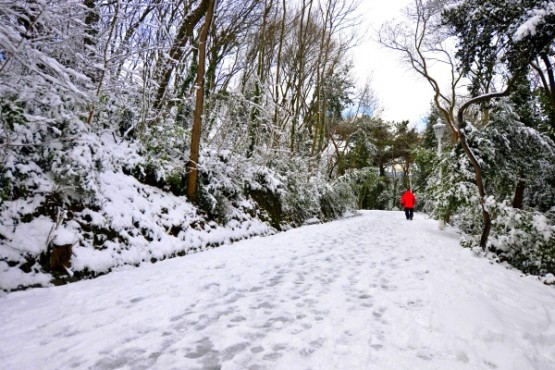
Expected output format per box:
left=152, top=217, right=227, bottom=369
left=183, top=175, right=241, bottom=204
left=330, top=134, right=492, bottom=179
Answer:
left=0, top=0, right=554, bottom=291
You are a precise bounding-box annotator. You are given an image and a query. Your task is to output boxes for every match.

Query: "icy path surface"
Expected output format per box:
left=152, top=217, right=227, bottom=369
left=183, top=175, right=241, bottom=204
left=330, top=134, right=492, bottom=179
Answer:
left=1, top=211, right=555, bottom=370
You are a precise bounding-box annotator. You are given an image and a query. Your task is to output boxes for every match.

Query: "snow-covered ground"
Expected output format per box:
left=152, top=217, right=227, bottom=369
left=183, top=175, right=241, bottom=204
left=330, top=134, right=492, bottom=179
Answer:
left=1, top=210, right=554, bottom=370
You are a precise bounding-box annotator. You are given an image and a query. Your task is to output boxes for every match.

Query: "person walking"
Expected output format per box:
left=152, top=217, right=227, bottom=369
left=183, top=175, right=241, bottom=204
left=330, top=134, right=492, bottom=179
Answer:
left=400, top=189, right=416, bottom=220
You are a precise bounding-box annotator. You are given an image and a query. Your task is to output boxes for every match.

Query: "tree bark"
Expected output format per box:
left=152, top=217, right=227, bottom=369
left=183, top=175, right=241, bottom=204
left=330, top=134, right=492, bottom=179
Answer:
left=83, top=0, right=99, bottom=49
left=290, top=0, right=313, bottom=152
left=153, top=0, right=211, bottom=113
left=513, top=180, right=525, bottom=209
left=540, top=54, right=555, bottom=130
left=247, top=0, right=272, bottom=158
left=457, top=88, right=511, bottom=250
left=273, top=0, right=286, bottom=129
left=186, top=0, right=216, bottom=202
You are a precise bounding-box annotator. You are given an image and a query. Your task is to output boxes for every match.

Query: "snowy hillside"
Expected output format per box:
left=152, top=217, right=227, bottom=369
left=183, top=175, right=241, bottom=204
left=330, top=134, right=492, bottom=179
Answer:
left=0, top=128, right=356, bottom=293
left=0, top=134, right=276, bottom=291
left=1, top=211, right=554, bottom=370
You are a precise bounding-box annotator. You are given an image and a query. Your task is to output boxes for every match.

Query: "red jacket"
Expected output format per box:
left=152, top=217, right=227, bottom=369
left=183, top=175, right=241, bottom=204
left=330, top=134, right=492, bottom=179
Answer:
left=400, top=191, right=416, bottom=208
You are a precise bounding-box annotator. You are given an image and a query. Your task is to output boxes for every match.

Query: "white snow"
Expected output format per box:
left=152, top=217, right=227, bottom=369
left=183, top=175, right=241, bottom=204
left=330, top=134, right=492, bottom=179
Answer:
left=52, top=227, right=76, bottom=246
left=513, top=2, right=555, bottom=41
left=2, top=215, right=54, bottom=255
left=1, top=211, right=554, bottom=370
left=0, top=164, right=274, bottom=290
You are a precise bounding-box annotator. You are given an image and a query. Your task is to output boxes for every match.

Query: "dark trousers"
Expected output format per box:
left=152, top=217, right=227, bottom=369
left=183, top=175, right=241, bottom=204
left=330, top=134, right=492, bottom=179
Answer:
left=404, top=208, right=414, bottom=220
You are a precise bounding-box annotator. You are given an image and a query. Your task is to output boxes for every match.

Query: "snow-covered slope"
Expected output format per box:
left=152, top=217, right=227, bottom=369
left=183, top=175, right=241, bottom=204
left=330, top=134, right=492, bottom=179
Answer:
left=1, top=211, right=554, bottom=369
left=0, top=134, right=275, bottom=291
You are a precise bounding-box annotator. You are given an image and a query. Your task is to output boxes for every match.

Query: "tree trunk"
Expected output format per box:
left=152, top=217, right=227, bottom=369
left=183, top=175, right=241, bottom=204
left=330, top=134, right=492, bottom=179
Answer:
left=457, top=89, right=511, bottom=250
left=541, top=54, right=555, bottom=130
left=83, top=0, right=99, bottom=50
left=186, top=0, right=216, bottom=202
left=247, top=0, right=272, bottom=158
left=153, top=0, right=211, bottom=114
left=273, top=0, right=286, bottom=129
left=513, top=180, right=525, bottom=209
left=290, top=0, right=313, bottom=152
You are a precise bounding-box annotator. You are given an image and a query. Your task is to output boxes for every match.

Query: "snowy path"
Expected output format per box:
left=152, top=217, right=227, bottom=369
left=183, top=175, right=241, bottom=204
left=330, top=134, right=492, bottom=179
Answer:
left=1, top=211, right=555, bottom=370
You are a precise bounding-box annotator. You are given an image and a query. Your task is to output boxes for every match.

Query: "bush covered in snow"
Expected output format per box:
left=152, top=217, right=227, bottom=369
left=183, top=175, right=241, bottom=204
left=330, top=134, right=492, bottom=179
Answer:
left=0, top=89, right=358, bottom=291
left=0, top=126, right=358, bottom=291
left=424, top=102, right=555, bottom=277
left=488, top=203, right=555, bottom=275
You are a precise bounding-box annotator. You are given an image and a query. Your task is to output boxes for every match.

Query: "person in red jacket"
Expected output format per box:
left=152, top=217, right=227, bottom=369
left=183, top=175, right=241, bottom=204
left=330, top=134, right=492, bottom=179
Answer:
left=400, top=189, right=416, bottom=220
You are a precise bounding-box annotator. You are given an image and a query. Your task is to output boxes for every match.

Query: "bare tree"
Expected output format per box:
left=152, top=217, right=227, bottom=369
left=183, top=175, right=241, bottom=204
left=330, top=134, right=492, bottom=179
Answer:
left=379, top=0, right=511, bottom=250
left=187, top=0, right=217, bottom=202
left=153, top=0, right=211, bottom=116
left=310, top=0, right=359, bottom=158
left=289, top=0, right=315, bottom=152
left=86, top=0, right=120, bottom=125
